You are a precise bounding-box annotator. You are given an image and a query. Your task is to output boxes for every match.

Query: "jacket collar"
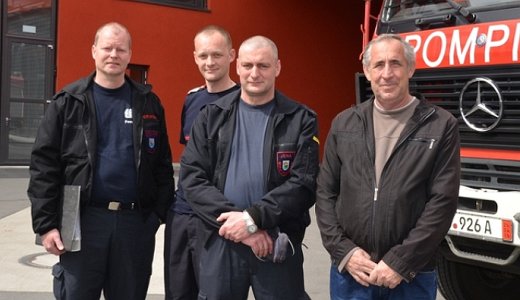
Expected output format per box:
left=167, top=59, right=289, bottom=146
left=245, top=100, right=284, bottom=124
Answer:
left=357, top=93, right=435, bottom=122
left=56, top=72, right=152, bottom=101
left=214, top=89, right=303, bottom=115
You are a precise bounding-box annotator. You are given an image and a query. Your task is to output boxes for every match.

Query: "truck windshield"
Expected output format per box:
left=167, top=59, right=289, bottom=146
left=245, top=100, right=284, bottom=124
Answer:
left=383, top=0, right=519, bottom=22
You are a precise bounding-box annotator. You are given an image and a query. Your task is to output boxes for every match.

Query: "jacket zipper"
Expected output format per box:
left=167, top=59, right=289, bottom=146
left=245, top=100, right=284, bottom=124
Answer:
left=264, top=111, right=283, bottom=192
left=136, top=97, right=146, bottom=178
left=370, top=106, right=435, bottom=259
left=135, top=95, right=146, bottom=210
left=360, top=110, right=379, bottom=258
left=82, top=96, right=93, bottom=203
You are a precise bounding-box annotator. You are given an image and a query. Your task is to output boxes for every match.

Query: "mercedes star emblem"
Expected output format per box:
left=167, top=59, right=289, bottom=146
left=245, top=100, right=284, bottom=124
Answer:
left=459, top=77, right=503, bottom=132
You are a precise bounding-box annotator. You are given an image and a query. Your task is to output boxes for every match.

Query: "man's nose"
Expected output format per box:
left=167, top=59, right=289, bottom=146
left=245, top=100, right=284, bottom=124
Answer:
left=381, top=64, right=393, bottom=77
left=250, top=66, right=259, bottom=77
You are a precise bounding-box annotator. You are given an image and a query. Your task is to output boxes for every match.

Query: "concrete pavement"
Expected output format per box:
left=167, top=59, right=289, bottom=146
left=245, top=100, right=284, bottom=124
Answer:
left=0, top=166, right=445, bottom=300
left=0, top=166, right=330, bottom=300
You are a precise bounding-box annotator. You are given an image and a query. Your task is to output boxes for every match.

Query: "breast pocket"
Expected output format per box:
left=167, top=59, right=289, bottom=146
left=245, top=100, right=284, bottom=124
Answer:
left=408, top=137, right=437, bottom=150
left=398, top=135, right=441, bottom=180
left=336, top=130, right=366, bottom=167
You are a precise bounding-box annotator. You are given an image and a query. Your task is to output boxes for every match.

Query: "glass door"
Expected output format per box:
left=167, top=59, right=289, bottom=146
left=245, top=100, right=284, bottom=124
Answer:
left=0, top=39, right=53, bottom=163
left=1, top=0, right=55, bottom=164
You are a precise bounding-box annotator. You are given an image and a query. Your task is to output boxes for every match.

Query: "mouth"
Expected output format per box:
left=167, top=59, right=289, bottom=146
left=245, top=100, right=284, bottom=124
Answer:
left=106, top=61, right=120, bottom=66
left=380, top=84, right=397, bottom=91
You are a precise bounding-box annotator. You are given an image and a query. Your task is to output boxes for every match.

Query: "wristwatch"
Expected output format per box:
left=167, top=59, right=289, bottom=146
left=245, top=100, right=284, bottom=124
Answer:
left=243, top=211, right=258, bottom=234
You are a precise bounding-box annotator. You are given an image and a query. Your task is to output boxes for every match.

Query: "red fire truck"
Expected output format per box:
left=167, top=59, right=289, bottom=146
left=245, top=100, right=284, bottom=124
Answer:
left=357, top=1, right=520, bottom=299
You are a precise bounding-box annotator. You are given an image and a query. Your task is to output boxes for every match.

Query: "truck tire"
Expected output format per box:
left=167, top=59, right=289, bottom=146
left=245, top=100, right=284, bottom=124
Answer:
left=436, top=253, right=520, bottom=300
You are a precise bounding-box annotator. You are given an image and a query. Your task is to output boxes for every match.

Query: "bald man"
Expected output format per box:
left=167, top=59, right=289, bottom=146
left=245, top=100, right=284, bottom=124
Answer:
left=179, top=35, right=319, bottom=300
left=28, top=22, right=174, bottom=300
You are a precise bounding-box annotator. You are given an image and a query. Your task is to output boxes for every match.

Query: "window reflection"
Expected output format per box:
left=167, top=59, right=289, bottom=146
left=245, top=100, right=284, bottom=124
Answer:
left=7, top=0, right=52, bottom=38
left=10, top=43, right=46, bottom=99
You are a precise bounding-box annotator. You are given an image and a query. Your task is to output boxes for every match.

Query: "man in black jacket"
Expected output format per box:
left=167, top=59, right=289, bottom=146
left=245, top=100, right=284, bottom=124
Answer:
left=180, top=35, right=319, bottom=300
left=316, top=34, right=460, bottom=299
left=27, top=22, right=174, bottom=300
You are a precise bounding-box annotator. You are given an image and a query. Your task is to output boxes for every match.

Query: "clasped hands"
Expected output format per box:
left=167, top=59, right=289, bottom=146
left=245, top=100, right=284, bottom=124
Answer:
left=346, top=248, right=403, bottom=289
left=217, top=211, right=273, bottom=258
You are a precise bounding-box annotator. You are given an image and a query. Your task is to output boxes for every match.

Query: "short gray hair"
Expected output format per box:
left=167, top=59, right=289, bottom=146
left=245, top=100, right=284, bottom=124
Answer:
left=362, top=34, right=415, bottom=70
left=239, top=35, right=278, bottom=60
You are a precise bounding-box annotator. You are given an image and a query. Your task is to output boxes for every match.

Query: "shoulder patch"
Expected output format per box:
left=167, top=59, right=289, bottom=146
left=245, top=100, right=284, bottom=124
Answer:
left=187, top=85, right=206, bottom=95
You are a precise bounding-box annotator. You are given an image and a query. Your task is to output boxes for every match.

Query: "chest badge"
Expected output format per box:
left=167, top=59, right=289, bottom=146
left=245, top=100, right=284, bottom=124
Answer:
left=277, top=151, right=295, bottom=176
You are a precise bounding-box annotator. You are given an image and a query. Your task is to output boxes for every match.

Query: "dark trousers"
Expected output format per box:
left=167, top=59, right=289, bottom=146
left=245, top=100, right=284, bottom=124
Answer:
left=53, top=206, right=160, bottom=300
left=164, top=210, right=204, bottom=300
left=197, top=234, right=310, bottom=300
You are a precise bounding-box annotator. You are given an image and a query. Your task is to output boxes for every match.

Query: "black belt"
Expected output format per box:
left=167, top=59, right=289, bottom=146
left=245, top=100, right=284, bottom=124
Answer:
left=90, top=201, right=137, bottom=211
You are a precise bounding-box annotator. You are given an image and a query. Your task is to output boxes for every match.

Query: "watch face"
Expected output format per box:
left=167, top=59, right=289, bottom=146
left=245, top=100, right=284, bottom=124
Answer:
left=247, top=224, right=258, bottom=234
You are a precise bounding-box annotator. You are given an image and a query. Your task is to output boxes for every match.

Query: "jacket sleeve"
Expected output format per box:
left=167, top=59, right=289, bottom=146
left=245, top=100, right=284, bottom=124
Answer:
left=383, top=114, right=460, bottom=281
left=27, top=99, right=64, bottom=235
left=179, top=98, right=187, bottom=145
left=315, top=114, right=359, bottom=266
left=180, top=108, right=239, bottom=229
left=151, top=95, right=175, bottom=222
left=247, top=110, right=320, bottom=231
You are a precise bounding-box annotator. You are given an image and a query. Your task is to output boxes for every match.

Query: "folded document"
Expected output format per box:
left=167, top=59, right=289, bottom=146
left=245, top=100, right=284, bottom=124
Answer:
left=35, top=185, right=81, bottom=252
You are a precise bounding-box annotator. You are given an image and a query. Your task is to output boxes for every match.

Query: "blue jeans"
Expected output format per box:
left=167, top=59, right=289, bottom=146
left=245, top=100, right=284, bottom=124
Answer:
left=330, top=264, right=437, bottom=300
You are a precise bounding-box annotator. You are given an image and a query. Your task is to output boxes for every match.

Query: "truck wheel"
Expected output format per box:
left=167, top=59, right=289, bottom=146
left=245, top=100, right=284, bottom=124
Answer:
left=436, top=253, right=520, bottom=300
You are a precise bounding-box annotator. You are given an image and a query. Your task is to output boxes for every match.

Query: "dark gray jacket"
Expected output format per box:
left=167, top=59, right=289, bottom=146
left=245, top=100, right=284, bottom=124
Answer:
left=316, top=97, right=460, bottom=281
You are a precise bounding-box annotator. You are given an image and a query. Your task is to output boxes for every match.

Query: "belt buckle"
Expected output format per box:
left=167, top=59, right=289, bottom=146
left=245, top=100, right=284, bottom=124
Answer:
left=108, top=201, right=121, bottom=211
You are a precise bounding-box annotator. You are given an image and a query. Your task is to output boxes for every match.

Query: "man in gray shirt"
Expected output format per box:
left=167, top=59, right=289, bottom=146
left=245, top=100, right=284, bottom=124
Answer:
left=180, top=35, right=320, bottom=300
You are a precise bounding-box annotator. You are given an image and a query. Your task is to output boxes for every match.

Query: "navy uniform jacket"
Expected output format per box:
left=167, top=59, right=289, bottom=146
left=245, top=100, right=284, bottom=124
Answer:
left=180, top=89, right=320, bottom=244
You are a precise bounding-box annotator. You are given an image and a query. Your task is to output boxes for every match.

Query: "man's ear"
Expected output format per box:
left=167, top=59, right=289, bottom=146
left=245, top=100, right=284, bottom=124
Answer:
left=229, top=48, right=236, bottom=62
left=408, top=65, right=415, bottom=79
left=363, top=65, right=371, bottom=82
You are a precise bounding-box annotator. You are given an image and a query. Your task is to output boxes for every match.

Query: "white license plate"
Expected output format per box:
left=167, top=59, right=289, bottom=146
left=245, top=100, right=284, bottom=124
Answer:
left=449, top=212, right=510, bottom=242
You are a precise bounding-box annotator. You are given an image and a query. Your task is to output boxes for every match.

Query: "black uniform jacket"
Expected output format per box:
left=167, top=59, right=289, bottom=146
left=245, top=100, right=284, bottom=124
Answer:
left=28, top=73, right=174, bottom=235
left=180, top=90, right=319, bottom=244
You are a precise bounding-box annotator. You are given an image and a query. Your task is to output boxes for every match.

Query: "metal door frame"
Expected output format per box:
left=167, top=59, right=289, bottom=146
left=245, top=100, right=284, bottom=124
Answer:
left=0, top=0, right=56, bottom=165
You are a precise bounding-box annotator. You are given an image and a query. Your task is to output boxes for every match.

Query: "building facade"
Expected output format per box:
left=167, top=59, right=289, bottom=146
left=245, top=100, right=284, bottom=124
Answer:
left=0, top=0, right=367, bottom=165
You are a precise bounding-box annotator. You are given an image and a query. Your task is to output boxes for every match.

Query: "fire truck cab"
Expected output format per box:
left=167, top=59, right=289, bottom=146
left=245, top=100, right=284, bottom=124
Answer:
left=357, top=1, right=520, bottom=299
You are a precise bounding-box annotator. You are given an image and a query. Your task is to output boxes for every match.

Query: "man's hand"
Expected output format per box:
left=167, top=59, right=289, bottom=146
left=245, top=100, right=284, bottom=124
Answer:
left=345, top=248, right=377, bottom=287
left=368, top=260, right=403, bottom=289
left=217, top=211, right=249, bottom=242
left=41, top=229, right=65, bottom=256
left=241, top=230, right=273, bottom=258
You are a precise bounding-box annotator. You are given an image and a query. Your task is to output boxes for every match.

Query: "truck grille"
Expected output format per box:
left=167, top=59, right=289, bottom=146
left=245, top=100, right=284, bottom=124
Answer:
left=461, top=158, right=520, bottom=191
left=355, top=65, right=520, bottom=150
